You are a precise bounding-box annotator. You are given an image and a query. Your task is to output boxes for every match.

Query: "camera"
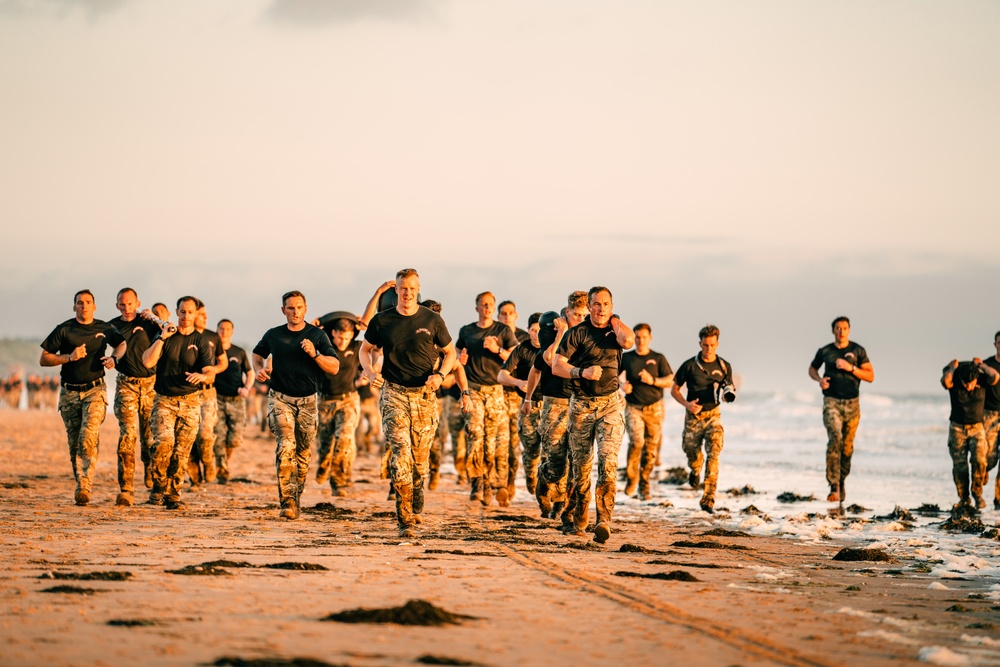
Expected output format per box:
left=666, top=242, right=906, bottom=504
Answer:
left=716, top=382, right=737, bottom=404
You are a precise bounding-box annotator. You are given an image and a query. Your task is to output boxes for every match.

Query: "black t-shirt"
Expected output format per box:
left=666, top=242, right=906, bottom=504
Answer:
left=253, top=324, right=336, bottom=398
left=674, top=354, right=734, bottom=411
left=153, top=331, right=216, bottom=397
left=533, top=349, right=572, bottom=399
left=215, top=344, right=252, bottom=397
left=457, top=321, right=519, bottom=387
left=502, top=340, right=542, bottom=401
left=621, top=350, right=672, bottom=406
left=321, top=339, right=362, bottom=396
left=514, top=327, right=530, bottom=344
left=364, top=306, right=452, bottom=388
left=984, top=357, right=1000, bottom=412
left=198, top=329, right=225, bottom=365
left=108, top=316, right=160, bottom=379
left=41, top=318, right=126, bottom=385
left=811, top=342, right=871, bottom=400
left=557, top=317, right=624, bottom=397
left=948, top=363, right=989, bottom=425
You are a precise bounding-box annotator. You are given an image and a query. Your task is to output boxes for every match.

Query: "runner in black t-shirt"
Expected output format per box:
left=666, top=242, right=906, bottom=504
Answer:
left=456, top=291, right=519, bottom=507
left=361, top=269, right=457, bottom=538
left=499, top=312, right=544, bottom=498
left=942, top=358, right=1000, bottom=511
left=253, top=290, right=339, bottom=520
left=671, top=324, right=735, bottom=514
left=188, top=302, right=230, bottom=488
left=108, top=287, right=162, bottom=505
left=40, top=289, right=126, bottom=506
left=552, top=287, right=635, bottom=544
left=496, top=300, right=530, bottom=501
left=983, top=332, right=1000, bottom=510
left=314, top=315, right=364, bottom=497
left=808, top=316, right=875, bottom=503
left=142, top=296, right=217, bottom=510
left=213, top=318, right=254, bottom=483
left=619, top=323, right=673, bottom=500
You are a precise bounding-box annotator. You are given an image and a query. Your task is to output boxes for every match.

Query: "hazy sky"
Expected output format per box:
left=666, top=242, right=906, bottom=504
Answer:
left=2, top=1, right=998, bottom=393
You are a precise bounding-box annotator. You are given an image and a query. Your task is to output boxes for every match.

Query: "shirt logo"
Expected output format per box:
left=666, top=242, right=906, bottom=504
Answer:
left=95, top=333, right=105, bottom=339
left=132, top=326, right=144, bottom=334
left=645, top=360, right=656, bottom=366
left=229, top=356, right=239, bottom=363
left=187, top=344, right=199, bottom=351
left=711, top=370, right=724, bottom=378
left=415, top=328, right=432, bottom=336
left=844, top=352, right=856, bottom=361
left=344, top=350, right=354, bottom=357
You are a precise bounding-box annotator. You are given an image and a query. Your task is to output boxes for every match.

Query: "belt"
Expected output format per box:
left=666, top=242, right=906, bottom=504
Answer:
left=62, top=378, right=104, bottom=392
left=199, top=384, right=214, bottom=391
left=543, top=396, right=570, bottom=405
left=117, top=374, right=153, bottom=384
left=386, top=381, right=431, bottom=394
left=320, top=391, right=357, bottom=401
left=467, top=382, right=501, bottom=392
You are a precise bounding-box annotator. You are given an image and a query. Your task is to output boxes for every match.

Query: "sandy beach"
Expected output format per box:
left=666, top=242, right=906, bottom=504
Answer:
left=1, top=408, right=998, bottom=667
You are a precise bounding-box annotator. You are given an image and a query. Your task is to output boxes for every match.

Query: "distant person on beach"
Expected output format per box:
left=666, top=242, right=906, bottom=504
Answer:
left=671, top=324, right=735, bottom=514
left=188, top=301, right=229, bottom=489
left=553, top=286, right=635, bottom=544
left=253, top=291, right=339, bottom=520
left=941, top=359, right=999, bottom=511
left=497, top=299, right=530, bottom=501
left=360, top=269, right=456, bottom=538
left=619, top=323, right=673, bottom=501
left=213, top=318, right=254, bottom=483
left=142, top=296, right=217, bottom=511
left=982, top=332, right=1000, bottom=510
left=108, top=287, right=161, bottom=505
left=456, top=291, right=519, bottom=507
left=808, top=316, right=875, bottom=503
left=40, top=289, right=126, bottom=506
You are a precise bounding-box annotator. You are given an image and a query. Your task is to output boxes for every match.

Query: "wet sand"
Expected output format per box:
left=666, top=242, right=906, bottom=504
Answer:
left=1, top=409, right=998, bottom=667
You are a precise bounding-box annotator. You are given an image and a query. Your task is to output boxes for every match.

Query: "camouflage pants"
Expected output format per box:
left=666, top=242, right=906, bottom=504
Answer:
left=189, top=386, right=218, bottom=483
left=948, top=421, right=988, bottom=504
left=59, top=384, right=108, bottom=496
left=464, top=384, right=508, bottom=491
left=519, top=398, right=543, bottom=495
left=268, top=390, right=317, bottom=507
left=429, top=396, right=449, bottom=481
left=113, top=375, right=155, bottom=494
left=682, top=407, right=724, bottom=504
left=624, top=401, right=664, bottom=496
left=380, top=382, right=438, bottom=528
left=984, top=411, right=1000, bottom=501
left=356, top=396, right=383, bottom=455
left=150, top=392, right=201, bottom=502
left=503, top=390, right=522, bottom=496
left=447, top=395, right=468, bottom=480
left=214, top=394, right=246, bottom=476
left=567, top=393, right=624, bottom=530
left=315, top=392, right=361, bottom=490
left=537, top=397, right=571, bottom=511
left=823, top=397, right=860, bottom=489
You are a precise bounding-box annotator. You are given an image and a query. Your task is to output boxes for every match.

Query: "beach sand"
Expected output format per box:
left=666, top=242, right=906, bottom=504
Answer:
left=1, top=409, right=998, bottom=667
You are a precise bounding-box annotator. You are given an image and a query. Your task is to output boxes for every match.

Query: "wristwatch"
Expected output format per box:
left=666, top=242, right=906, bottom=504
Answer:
left=462, top=389, right=471, bottom=396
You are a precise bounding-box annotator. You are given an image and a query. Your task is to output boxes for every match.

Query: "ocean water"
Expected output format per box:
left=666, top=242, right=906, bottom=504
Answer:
left=612, top=391, right=1000, bottom=582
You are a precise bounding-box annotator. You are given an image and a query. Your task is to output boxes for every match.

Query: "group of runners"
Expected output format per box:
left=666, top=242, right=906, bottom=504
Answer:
left=33, top=269, right=1000, bottom=545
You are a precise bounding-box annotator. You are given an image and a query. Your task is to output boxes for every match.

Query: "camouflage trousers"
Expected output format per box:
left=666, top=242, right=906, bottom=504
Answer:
left=984, top=411, right=1000, bottom=501
left=537, top=397, right=571, bottom=514
left=150, top=392, right=201, bottom=502
left=464, top=384, right=509, bottom=491
left=624, top=401, right=664, bottom=497
left=380, top=382, right=438, bottom=529
left=189, top=386, right=218, bottom=484
left=59, top=384, right=109, bottom=497
left=214, top=394, right=246, bottom=476
left=823, top=397, right=860, bottom=490
left=567, top=393, right=625, bottom=530
left=502, top=390, right=522, bottom=497
left=447, top=395, right=468, bottom=480
left=268, top=390, right=318, bottom=507
left=356, top=395, right=383, bottom=456
left=429, top=396, right=450, bottom=482
left=948, top=421, right=988, bottom=504
left=315, top=392, right=361, bottom=491
left=113, top=375, right=155, bottom=494
left=682, top=407, right=724, bottom=505
left=519, top=398, right=543, bottom=496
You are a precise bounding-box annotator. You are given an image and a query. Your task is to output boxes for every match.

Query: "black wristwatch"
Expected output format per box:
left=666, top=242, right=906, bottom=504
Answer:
left=312, top=350, right=320, bottom=359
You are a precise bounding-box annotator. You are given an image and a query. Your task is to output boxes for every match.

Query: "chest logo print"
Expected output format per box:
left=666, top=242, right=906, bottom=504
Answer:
left=416, top=328, right=431, bottom=336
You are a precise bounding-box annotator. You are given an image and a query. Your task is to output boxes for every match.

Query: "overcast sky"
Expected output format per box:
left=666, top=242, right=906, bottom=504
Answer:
left=1, top=0, right=998, bottom=393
